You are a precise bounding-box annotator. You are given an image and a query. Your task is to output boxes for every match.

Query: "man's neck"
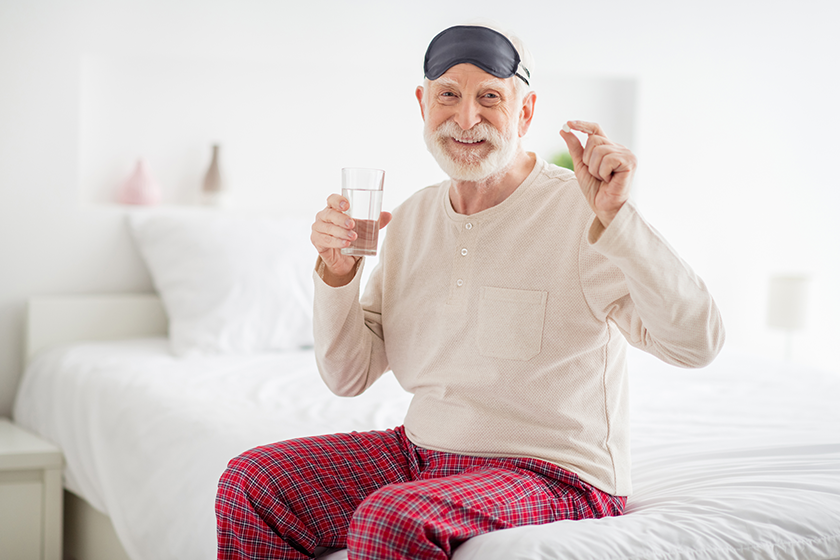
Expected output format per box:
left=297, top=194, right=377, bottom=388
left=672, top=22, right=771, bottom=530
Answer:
left=448, top=151, right=536, bottom=215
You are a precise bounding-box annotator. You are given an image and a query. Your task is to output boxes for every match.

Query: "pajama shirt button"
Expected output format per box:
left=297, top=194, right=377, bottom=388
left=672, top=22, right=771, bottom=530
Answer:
left=461, top=248, right=468, bottom=256
left=456, top=279, right=464, bottom=287
left=465, top=223, right=473, bottom=230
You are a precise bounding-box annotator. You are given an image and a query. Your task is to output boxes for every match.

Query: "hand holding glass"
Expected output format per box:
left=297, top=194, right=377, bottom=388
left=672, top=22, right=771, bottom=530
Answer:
left=340, top=168, right=385, bottom=257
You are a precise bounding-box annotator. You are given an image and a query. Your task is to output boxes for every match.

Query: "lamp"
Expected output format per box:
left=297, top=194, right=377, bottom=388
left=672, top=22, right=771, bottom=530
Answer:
left=766, top=275, right=810, bottom=361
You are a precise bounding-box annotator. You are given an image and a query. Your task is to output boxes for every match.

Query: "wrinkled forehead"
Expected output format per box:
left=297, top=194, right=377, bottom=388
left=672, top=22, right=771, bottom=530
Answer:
left=428, top=70, right=513, bottom=93
left=423, top=25, right=529, bottom=86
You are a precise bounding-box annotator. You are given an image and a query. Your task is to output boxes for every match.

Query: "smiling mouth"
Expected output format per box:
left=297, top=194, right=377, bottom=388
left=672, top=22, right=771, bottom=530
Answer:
left=452, top=137, right=485, bottom=145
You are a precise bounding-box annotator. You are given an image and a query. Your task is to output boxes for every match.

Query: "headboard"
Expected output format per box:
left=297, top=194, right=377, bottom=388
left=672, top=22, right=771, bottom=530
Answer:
left=25, top=294, right=168, bottom=364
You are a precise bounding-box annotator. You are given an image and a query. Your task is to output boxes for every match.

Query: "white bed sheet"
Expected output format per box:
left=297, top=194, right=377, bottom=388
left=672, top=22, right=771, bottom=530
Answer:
left=13, top=340, right=840, bottom=560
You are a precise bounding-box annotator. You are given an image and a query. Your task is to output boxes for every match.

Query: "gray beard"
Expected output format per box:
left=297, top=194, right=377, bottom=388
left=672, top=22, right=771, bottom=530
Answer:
left=424, top=120, right=520, bottom=182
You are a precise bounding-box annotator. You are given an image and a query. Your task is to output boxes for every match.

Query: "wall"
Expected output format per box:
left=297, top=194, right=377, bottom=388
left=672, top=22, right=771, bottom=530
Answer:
left=2, top=0, right=839, bottom=416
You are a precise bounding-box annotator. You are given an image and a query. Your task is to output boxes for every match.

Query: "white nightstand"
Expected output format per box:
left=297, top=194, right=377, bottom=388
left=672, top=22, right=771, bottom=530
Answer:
left=0, top=418, right=63, bottom=560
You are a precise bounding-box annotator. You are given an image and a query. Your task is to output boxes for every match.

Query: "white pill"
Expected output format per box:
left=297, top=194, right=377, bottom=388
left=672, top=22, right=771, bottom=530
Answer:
left=562, top=123, right=571, bottom=133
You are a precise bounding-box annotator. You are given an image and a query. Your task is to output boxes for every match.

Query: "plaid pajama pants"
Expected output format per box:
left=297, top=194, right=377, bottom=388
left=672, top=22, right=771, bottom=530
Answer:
left=216, top=426, right=625, bottom=560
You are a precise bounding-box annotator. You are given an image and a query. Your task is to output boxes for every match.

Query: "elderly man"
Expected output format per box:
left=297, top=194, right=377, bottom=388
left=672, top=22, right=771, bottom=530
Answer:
left=216, top=24, right=724, bottom=560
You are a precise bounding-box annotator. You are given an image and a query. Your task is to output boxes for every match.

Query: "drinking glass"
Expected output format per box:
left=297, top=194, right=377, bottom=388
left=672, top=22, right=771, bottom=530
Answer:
left=340, top=167, right=385, bottom=257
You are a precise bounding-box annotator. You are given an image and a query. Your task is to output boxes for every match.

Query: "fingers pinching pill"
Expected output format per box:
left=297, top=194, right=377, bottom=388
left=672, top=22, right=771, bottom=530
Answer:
left=562, top=123, right=572, bottom=133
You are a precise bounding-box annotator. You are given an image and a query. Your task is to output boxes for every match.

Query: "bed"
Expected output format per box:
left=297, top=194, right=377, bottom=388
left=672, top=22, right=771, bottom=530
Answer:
left=12, top=211, right=840, bottom=560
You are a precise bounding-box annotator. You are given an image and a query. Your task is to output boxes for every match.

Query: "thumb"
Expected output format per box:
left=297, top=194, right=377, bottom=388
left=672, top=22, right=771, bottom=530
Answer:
left=378, top=211, right=393, bottom=230
left=559, top=127, right=584, bottom=168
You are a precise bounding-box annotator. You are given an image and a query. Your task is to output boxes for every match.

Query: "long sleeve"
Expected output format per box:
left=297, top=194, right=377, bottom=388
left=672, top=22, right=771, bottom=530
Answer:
left=581, top=201, right=725, bottom=368
left=306, top=157, right=725, bottom=496
left=312, top=256, right=389, bottom=396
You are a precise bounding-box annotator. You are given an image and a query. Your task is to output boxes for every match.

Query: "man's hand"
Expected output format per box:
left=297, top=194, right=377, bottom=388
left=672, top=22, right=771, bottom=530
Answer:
left=560, top=121, right=636, bottom=229
left=311, top=194, right=392, bottom=287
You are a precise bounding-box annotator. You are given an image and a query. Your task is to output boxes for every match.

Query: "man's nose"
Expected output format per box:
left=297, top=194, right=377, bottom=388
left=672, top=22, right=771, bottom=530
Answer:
left=453, top=99, right=481, bottom=130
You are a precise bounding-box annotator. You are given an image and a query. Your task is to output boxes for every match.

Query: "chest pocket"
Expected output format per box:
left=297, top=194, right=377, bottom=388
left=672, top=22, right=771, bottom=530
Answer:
left=477, top=287, right=548, bottom=361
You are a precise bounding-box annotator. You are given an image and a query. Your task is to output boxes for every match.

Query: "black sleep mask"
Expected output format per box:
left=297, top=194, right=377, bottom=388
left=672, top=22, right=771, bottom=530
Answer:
left=424, top=25, right=530, bottom=85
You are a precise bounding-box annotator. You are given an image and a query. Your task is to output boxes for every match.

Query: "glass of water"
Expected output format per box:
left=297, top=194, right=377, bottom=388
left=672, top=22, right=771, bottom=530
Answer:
left=340, top=167, right=385, bottom=257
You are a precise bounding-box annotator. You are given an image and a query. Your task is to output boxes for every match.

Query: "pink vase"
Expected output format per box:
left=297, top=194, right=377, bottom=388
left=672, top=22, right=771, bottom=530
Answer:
left=117, top=159, right=162, bottom=205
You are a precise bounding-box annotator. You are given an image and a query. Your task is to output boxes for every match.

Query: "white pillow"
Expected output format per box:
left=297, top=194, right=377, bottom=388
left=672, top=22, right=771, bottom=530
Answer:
left=128, top=210, right=315, bottom=356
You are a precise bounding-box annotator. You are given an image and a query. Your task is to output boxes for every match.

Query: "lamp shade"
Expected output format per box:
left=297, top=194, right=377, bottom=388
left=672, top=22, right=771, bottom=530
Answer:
left=767, top=275, right=810, bottom=331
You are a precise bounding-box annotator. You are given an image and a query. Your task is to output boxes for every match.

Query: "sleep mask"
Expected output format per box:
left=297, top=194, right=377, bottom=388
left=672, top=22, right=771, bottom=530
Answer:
left=424, top=25, right=530, bottom=85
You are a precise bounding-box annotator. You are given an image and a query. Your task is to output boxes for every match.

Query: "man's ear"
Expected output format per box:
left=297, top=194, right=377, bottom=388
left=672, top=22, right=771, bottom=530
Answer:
left=415, top=86, right=426, bottom=121
left=518, top=91, right=537, bottom=137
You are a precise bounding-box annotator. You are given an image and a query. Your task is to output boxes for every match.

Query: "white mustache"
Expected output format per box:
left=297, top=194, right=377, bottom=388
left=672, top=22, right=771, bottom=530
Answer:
left=434, top=120, right=504, bottom=148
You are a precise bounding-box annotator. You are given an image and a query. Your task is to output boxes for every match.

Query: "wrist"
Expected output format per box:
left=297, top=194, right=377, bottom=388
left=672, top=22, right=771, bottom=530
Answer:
left=317, top=256, right=361, bottom=287
left=596, top=211, right=617, bottom=230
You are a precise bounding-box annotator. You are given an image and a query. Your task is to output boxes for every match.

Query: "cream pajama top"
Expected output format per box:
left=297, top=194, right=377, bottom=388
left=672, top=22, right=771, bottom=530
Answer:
left=313, top=156, right=725, bottom=496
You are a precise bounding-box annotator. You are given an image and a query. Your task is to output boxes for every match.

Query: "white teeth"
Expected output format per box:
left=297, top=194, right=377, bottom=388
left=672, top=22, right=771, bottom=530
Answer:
left=455, top=138, right=482, bottom=144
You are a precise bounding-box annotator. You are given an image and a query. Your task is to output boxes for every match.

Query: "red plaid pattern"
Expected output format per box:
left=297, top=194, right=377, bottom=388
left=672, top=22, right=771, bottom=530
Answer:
left=216, top=426, right=624, bottom=559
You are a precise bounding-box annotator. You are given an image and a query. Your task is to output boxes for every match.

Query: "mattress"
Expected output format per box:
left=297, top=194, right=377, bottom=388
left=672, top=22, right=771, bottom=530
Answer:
left=13, top=340, right=840, bottom=560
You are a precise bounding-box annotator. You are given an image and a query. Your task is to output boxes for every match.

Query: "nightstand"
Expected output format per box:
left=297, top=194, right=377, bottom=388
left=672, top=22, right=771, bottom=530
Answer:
left=0, top=418, right=62, bottom=560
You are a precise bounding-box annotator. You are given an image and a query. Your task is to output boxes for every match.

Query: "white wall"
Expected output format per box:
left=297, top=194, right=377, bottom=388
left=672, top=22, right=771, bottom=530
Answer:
left=2, top=0, right=839, bottom=416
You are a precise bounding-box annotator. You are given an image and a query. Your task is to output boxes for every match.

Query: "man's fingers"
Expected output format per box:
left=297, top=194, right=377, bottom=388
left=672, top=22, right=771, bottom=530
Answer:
left=325, top=213, right=356, bottom=238
left=597, top=153, right=623, bottom=184
left=569, top=120, right=610, bottom=170
left=559, top=128, right=584, bottom=166
left=568, top=120, right=606, bottom=138
left=322, top=228, right=354, bottom=248
left=327, top=193, right=349, bottom=212
left=312, top=196, right=358, bottom=255
left=561, top=120, right=610, bottom=168
left=312, top=199, right=393, bottom=257
left=317, top=205, right=354, bottom=230
left=586, top=144, right=614, bottom=182
left=590, top=145, right=636, bottom=183
left=311, top=223, right=355, bottom=251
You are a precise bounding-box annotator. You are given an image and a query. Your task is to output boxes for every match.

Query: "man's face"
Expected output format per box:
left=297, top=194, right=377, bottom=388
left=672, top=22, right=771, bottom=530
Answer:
left=418, top=63, right=527, bottom=182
